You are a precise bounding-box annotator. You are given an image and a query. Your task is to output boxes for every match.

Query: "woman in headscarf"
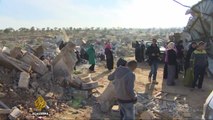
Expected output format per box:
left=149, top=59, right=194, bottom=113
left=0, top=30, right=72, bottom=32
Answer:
left=87, top=44, right=96, bottom=72
left=105, top=42, right=114, bottom=71
left=166, top=42, right=177, bottom=86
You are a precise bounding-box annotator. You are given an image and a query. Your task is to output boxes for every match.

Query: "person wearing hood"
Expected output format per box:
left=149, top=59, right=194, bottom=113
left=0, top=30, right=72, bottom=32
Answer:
left=166, top=42, right=177, bottom=86
left=105, top=42, right=114, bottom=71
left=87, top=44, right=96, bottom=72
left=108, top=60, right=137, bottom=120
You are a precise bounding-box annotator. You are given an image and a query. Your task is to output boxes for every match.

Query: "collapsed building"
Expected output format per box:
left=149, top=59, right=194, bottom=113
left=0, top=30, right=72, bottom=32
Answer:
left=179, top=0, right=213, bottom=76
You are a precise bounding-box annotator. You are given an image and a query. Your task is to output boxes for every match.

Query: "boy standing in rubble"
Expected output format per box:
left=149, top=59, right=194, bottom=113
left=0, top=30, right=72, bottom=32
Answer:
left=190, top=41, right=208, bottom=91
left=108, top=60, right=137, bottom=120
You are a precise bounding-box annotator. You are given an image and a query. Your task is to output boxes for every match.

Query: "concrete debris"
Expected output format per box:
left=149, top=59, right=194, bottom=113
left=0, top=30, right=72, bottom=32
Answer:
left=18, top=72, right=30, bottom=89
left=0, top=53, right=31, bottom=72
left=139, top=111, right=155, bottom=120
left=81, top=81, right=98, bottom=90
left=8, top=107, right=22, bottom=120
left=20, top=52, right=48, bottom=75
left=73, top=90, right=89, bottom=99
left=97, top=82, right=116, bottom=113
left=137, top=92, right=190, bottom=119
left=10, top=47, right=23, bottom=59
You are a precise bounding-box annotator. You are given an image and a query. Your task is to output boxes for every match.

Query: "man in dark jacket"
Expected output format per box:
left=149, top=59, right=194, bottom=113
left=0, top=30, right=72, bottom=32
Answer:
left=176, top=40, right=184, bottom=73
left=146, top=39, right=160, bottom=84
left=108, top=60, right=137, bottom=120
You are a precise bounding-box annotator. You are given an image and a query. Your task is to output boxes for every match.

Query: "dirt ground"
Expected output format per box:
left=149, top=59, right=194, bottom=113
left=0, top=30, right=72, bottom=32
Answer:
left=48, top=57, right=213, bottom=120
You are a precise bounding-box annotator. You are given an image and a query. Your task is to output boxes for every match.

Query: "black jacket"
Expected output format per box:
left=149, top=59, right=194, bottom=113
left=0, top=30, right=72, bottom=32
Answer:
left=146, top=44, right=160, bottom=62
left=167, top=49, right=177, bottom=65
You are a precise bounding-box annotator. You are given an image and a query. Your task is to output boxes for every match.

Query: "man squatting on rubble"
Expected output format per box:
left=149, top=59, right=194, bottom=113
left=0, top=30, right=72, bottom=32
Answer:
left=108, top=60, right=137, bottom=120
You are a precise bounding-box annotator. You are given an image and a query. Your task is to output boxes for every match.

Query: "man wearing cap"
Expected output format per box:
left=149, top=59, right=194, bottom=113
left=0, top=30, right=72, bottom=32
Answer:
left=190, top=41, right=208, bottom=91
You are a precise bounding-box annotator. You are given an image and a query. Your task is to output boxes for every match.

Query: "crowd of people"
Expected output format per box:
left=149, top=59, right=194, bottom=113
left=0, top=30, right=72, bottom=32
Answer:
left=71, top=39, right=208, bottom=120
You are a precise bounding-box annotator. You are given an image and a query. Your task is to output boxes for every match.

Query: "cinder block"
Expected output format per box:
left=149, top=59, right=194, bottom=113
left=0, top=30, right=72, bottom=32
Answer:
left=18, top=72, right=30, bottom=89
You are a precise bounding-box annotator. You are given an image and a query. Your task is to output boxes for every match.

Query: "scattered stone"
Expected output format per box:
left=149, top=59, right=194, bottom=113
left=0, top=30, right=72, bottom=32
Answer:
left=81, top=81, right=98, bottom=90
left=140, top=111, right=155, bottom=120
left=183, top=112, right=191, bottom=118
left=25, top=115, right=35, bottom=120
left=18, top=72, right=30, bottom=89
left=0, top=92, right=6, bottom=98
left=45, top=92, right=54, bottom=98
left=135, top=103, right=146, bottom=115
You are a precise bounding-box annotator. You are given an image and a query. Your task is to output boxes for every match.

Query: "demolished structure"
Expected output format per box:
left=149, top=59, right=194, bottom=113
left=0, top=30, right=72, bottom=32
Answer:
left=180, top=0, right=213, bottom=76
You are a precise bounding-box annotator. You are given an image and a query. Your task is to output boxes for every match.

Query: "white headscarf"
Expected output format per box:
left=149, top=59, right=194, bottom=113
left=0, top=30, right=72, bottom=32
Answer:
left=167, top=42, right=175, bottom=50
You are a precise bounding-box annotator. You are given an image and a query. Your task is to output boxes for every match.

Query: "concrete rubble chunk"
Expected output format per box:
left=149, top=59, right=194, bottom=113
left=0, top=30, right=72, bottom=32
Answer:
left=8, top=107, right=22, bottom=120
left=18, top=72, right=30, bottom=89
left=20, top=52, right=48, bottom=75
left=183, top=112, right=191, bottom=118
left=140, top=111, right=155, bottom=120
left=72, top=90, right=89, bottom=99
left=81, top=81, right=98, bottom=90
left=0, top=53, right=31, bottom=72
left=10, top=47, right=23, bottom=59
left=53, top=42, right=77, bottom=84
left=97, top=82, right=116, bottom=113
left=135, top=103, right=146, bottom=115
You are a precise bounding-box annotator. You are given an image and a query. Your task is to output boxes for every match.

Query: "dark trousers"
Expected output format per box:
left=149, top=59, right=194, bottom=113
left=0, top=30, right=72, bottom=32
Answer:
left=89, top=64, right=95, bottom=71
left=167, top=65, right=176, bottom=85
left=192, top=66, right=206, bottom=89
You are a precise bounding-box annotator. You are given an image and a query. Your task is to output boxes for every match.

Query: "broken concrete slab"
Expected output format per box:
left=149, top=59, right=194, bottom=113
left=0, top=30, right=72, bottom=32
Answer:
left=8, top=107, right=22, bottom=120
left=10, top=47, right=23, bottom=59
left=0, top=53, right=31, bottom=72
left=97, top=82, right=116, bottom=113
left=18, top=72, right=30, bottom=89
left=53, top=42, right=77, bottom=82
left=81, top=81, right=98, bottom=90
left=20, top=52, right=48, bottom=75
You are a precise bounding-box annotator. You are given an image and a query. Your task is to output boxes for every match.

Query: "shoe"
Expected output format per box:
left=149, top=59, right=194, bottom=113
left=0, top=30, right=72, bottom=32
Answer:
left=152, top=81, right=158, bottom=84
left=148, top=77, right=151, bottom=83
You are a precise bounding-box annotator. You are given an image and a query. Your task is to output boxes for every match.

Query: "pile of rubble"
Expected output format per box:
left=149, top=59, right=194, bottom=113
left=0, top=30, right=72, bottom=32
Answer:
left=137, top=91, right=192, bottom=119
left=0, top=41, right=99, bottom=119
left=98, top=82, right=193, bottom=120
